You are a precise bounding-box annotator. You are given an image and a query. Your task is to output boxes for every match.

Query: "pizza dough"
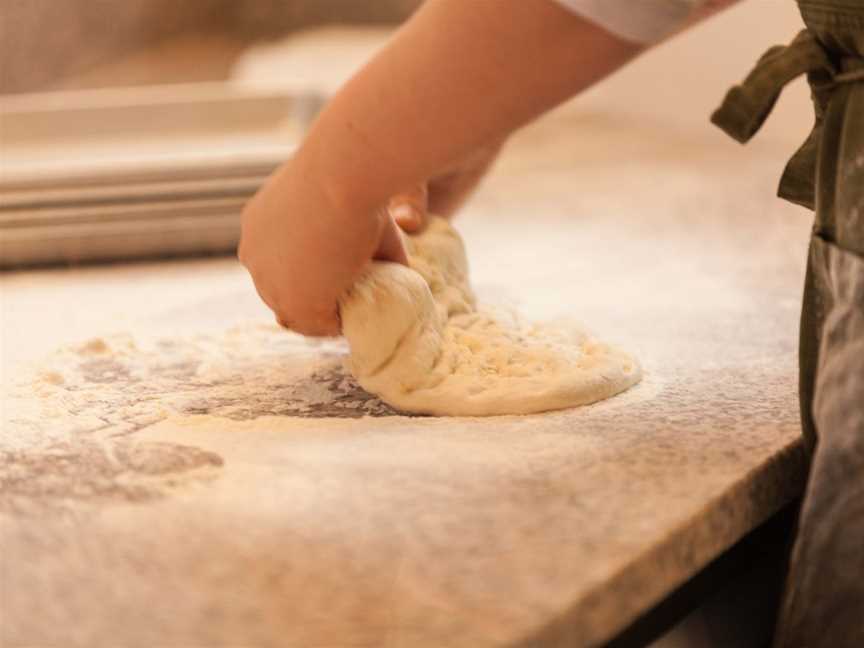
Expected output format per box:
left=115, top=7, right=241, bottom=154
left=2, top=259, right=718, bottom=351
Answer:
left=339, top=219, right=641, bottom=416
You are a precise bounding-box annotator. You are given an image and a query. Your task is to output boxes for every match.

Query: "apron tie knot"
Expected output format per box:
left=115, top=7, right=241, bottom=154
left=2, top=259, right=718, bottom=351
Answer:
left=711, top=30, right=862, bottom=210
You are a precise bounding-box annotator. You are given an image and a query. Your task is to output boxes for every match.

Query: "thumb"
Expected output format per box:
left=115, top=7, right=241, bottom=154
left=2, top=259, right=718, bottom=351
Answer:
left=388, top=185, right=428, bottom=233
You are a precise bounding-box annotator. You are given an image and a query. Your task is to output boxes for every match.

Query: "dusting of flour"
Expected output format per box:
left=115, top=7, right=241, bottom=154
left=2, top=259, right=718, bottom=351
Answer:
left=1, top=323, right=397, bottom=454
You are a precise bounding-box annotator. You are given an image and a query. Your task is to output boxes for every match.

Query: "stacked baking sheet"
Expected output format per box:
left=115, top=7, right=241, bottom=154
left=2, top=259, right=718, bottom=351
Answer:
left=0, top=83, right=322, bottom=268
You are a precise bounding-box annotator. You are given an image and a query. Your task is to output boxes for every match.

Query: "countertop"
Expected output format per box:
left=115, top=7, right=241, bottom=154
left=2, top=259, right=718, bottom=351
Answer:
left=1, top=109, right=812, bottom=647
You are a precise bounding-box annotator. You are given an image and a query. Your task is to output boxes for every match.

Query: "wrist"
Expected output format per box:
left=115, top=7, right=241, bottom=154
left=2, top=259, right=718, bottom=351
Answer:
left=278, top=144, right=390, bottom=272
left=291, top=126, right=391, bottom=224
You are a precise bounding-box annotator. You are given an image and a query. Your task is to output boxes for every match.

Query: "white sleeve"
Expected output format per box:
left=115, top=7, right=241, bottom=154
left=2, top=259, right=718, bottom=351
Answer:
left=551, top=0, right=707, bottom=44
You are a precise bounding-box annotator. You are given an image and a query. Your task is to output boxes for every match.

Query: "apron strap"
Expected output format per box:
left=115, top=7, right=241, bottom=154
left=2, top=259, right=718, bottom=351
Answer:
left=711, top=30, right=833, bottom=143
left=709, top=30, right=863, bottom=210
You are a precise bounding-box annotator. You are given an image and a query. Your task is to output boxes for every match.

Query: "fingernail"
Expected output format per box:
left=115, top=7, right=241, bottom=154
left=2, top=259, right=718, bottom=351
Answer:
left=391, top=204, right=417, bottom=222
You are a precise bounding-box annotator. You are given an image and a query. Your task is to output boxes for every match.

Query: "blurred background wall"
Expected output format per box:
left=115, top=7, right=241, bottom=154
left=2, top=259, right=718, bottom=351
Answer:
left=0, top=0, right=420, bottom=95
left=577, top=0, right=810, bottom=143
left=1, top=0, right=809, bottom=144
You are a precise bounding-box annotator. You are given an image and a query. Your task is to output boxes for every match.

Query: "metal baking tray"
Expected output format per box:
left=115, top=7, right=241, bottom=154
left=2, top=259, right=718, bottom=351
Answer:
left=0, top=83, right=323, bottom=267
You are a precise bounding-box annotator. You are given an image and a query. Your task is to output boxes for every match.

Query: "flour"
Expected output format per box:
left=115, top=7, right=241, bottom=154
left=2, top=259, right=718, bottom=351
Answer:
left=1, top=324, right=398, bottom=454
left=340, top=219, right=642, bottom=416
left=0, top=324, right=402, bottom=514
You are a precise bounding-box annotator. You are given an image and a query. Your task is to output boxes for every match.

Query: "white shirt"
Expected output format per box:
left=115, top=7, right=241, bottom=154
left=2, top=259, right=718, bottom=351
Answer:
left=552, top=0, right=707, bottom=44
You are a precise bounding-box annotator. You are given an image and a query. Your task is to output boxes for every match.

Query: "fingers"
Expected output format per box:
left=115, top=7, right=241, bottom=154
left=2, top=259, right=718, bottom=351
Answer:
left=264, top=285, right=341, bottom=336
left=389, top=185, right=428, bottom=233
left=241, top=260, right=342, bottom=337
left=275, top=309, right=341, bottom=337
left=259, top=216, right=405, bottom=337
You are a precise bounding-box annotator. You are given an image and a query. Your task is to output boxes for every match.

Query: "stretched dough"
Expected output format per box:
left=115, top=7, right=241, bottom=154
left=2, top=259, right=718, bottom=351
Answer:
left=340, top=219, right=641, bottom=416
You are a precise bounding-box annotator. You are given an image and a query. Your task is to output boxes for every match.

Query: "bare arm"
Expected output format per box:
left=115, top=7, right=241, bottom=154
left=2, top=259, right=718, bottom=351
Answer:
left=298, top=0, right=642, bottom=213
left=239, top=0, right=738, bottom=336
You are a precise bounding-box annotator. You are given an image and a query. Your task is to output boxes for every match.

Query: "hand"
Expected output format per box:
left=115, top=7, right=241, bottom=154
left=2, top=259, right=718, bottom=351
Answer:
left=238, top=156, right=408, bottom=337
left=240, top=141, right=501, bottom=337
left=388, top=141, right=504, bottom=233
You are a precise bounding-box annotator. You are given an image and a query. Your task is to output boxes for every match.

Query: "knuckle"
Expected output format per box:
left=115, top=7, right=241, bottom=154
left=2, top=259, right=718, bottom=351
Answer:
left=291, top=308, right=339, bottom=338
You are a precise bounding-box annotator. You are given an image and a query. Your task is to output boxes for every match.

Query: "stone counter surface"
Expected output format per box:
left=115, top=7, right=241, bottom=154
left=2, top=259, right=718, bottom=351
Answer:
left=1, top=112, right=811, bottom=647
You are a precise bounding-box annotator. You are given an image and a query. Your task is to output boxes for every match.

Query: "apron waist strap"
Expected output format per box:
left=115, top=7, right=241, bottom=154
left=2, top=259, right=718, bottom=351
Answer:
left=835, top=58, right=864, bottom=83
left=711, top=30, right=863, bottom=210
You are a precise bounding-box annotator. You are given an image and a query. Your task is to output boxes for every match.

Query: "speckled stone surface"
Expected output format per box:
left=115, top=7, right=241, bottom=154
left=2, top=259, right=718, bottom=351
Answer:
left=1, top=108, right=812, bottom=647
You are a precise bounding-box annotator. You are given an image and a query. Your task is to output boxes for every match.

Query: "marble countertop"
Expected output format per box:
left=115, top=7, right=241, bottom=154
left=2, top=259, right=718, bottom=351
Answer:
left=1, top=110, right=812, bottom=647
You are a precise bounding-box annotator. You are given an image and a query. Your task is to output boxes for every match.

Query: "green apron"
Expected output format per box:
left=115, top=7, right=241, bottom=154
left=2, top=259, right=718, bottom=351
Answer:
left=712, top=2, right=863, bottom=645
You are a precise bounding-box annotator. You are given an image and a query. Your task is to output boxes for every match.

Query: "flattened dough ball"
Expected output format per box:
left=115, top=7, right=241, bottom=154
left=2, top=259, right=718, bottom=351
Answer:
left=340, top=219, right=641, bottom=416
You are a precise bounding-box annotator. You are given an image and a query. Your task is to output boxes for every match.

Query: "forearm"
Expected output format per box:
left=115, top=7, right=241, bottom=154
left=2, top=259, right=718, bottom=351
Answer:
left=241, top=0, right=745, bottom=336
left=295, top=0, right=643, bottom=215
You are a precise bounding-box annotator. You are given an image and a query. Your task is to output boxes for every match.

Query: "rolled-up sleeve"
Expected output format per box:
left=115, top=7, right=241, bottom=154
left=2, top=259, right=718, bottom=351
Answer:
left=551, top=0, right=707, bottom=44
